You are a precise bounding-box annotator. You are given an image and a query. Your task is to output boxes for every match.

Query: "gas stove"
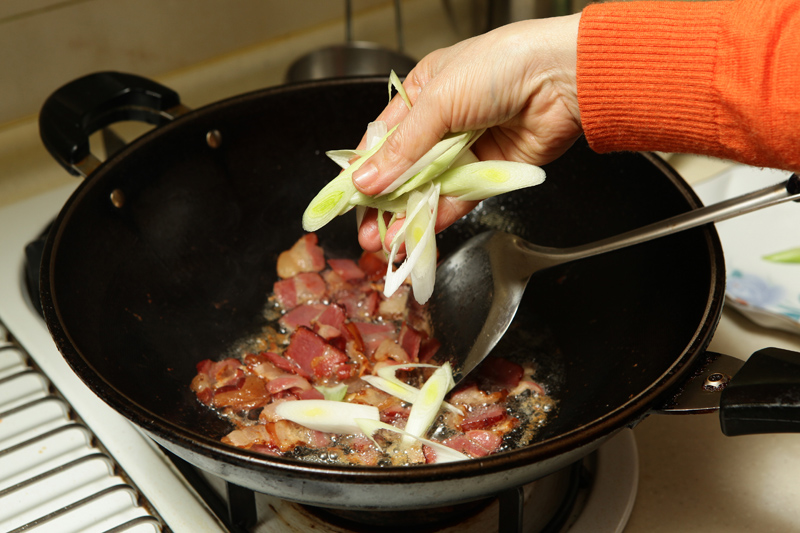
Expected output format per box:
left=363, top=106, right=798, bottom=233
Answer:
left=0, top=183, right=644, bottom=532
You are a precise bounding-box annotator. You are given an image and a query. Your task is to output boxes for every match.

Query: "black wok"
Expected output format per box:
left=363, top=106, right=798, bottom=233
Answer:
left=37, top=72, right=800, bottom=511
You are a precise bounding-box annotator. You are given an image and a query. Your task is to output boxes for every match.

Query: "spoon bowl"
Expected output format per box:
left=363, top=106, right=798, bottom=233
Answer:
left=429, top=174, right=800, bottom=384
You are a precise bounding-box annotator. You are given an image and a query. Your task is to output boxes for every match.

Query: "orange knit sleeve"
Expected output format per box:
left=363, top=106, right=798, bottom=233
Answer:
left=577, top=0, right=800, bottom=172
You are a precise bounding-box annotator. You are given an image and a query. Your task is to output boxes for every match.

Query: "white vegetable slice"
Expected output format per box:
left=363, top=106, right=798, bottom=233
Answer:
left=275, top=400, right=379, bottom=434
left=389, top=71, right=412, bottom=110
left=355, top=418, right=469, bottom=463
left=405, top=184, right=439, bottom=304
left=362, top=374, right=462, bottom=415
left=302, top=72, right=548, bottom=304
left=385, top=129, right=484, bottom=201
left=302, top=125, right=397, bottom=232
left=379, top=131, right=472, bottom=196
left=383, top=183, right=439, bottom=301
left=366, top=120, right=388, bottom=149
left=436, top=160, right=547, bottom=201
left=326, top=149, right=365, bottom=169
left=404, top=362, right=453, bottom=441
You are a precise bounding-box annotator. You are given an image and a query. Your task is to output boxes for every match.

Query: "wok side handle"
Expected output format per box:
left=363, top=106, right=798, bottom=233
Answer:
left=38, top=71, right=191, bottom=177
left=720, top=347, right=800, bottom=436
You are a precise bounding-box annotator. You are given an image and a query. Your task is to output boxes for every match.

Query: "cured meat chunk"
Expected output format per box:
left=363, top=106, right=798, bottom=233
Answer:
left=273, top=272, right=326, bottom=310
left=478, top=357, right=524, bottom=390
left=285, top=327, right=352, bottom=380
left=460, top=404, right=508, bottom=431
left=328, top=258, right=366, bottom=281
left=358, top=251, right=388, bottom=281
left=352, top=322, right=396, bottom=356
left=277, top=233, right=326, bottom=279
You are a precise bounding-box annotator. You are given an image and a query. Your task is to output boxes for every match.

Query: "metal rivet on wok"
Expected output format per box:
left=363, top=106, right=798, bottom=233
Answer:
left=206, top=129, right=222, bottom=149
left=110, top=189, right=125, bottom=208
left=703, top=372, right=730, bottom=391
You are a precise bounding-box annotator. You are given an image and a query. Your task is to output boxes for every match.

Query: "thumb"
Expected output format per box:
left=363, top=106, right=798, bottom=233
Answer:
left=352, top=102, right=449, bottom=196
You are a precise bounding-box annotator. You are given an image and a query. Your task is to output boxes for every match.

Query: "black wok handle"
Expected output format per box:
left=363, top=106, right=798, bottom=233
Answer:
left=720, top=347, right=800, bottom=436
left=38, top=71, right=191, bottom=177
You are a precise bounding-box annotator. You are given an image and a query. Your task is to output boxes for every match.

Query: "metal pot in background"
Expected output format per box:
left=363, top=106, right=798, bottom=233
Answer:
left=286, top=0, right=417, bottom=82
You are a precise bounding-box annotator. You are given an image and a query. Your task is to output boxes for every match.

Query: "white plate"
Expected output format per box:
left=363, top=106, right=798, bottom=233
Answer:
left=693, top=165, right=800, bottom=334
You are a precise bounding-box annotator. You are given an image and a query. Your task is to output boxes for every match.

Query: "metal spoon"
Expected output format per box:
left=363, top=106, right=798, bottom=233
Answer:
left=429, top=174, right=800, bottom=384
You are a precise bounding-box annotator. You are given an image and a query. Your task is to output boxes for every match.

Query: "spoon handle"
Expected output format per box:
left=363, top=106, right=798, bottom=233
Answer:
left=536, top=174, right=800, bottom=263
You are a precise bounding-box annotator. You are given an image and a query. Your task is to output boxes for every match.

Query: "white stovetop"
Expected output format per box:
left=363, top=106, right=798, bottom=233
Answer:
left=1, top=11, right=800, bottom=530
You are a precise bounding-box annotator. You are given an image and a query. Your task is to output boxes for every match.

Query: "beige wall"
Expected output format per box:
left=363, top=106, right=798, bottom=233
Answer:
left=0, top=0, right=393, bottom=125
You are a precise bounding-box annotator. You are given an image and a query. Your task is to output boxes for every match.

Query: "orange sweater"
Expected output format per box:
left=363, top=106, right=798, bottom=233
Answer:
left=577, top=0, right=800, bottom=172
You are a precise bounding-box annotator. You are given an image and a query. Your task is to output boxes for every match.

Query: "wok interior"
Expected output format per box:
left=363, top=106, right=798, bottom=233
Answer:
left=47, top=80, right=718, bottom=464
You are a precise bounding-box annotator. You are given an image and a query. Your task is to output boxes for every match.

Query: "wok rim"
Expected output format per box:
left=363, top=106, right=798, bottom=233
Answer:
left=39, top=77, right=726, bottom=488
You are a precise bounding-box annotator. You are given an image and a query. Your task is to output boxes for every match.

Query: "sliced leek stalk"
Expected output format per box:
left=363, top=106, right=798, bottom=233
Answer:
left=301, top=71, right=547, bottom=303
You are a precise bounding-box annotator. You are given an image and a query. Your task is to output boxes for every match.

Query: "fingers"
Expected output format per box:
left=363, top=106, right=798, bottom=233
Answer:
left=352, top=75, right=451, bottom=196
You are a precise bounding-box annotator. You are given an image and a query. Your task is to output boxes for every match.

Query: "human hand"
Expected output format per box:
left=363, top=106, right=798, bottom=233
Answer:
left=354, top=13, right=583, bottom=253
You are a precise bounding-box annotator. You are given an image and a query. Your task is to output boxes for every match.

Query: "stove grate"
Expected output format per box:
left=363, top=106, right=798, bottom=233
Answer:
left=0, top=335, right=165, bottom=533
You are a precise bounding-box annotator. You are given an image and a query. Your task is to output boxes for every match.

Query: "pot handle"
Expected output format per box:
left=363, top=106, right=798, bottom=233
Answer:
left=655, top=347, right=800, bottom=435
left=719, top=347, right=800, bottom=436
left=38, top=71, right=191, bottom=177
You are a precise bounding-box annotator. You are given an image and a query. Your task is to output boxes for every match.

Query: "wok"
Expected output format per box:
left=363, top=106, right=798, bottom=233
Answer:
left=37, top=72, right=800, bottom=511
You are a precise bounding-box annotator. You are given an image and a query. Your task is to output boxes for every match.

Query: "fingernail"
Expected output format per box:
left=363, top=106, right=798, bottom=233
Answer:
left=353, top=162, right=377, bottom=190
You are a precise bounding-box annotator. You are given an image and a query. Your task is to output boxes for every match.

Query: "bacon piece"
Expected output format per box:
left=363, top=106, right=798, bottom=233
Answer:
left=279, top=303, right=327, bottom=331
left=328, top=258, right=366, bottom=281
left=297, top=388, right=325, bottom=400
left=316, top=304, right=346, bottom=332
left=263, top=351, right=304, bottom=376
left=373, top=338, right=410, bottom=363
left=190, top=374, right=213, bottom=405
left=222, top=424, right=274, bottom=448
left=285, top=327, right=352, bottom=380
left=380, top=402, right=411, bottom=423
left=277, top=233, right=326, bottom=279
left=478, top=357, right=524, bottom=390
left=449, top=383, right=504, bottom=407
left=338, top=289, right=379, bottom=319
left=266, top=374, right=312, bottom=394
left=352, top=322, right=396, bottom=356
left=418, top=337, right=440, bottom=363
left=465, top=430, right=503, bottom=454
left=398, top=323, right=422, bottom=362
left=274, top=272, right=327, bottom=310
left=460, top=404, right=508, bottom=431
left=443, top=430, right=502, bottom=458
left=213, top=375, right=269, bottom=410
left=358, top=251, right=388, bottom=281
left=268, top=420, right=331, bottom=452
left=510, top=380, right=545, bottom=397
left=378, top=286, right=410, bottom=319
left=197, top=358, right=244, bottom=389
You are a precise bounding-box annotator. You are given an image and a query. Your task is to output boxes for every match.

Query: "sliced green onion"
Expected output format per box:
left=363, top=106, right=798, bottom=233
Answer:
left=380, top=131, right=473, bottom=196
left=435, top=160, right=546, bottom=201
left=389, top=71, right=412, bottom=110
left=326, top=149, right=365, bottom=169
left=404, top=362, right=453, bottom=442
left=384, top=183, right=439, bottom=301
left=385, top=129, right=484, bottom=200
left=763, top=247, right=800, bottom=264
left=362, top=374, right=462, bottom=415
left=275, top=400, right=379, bottom=434
left=302, top=72, right=547, bottom=303
left=355, top=418, right=469, bottom=463
left=303, top=125, right=398, bottom=232
left=406, top=184, right=439, bottom=304
left=314, top=382, right=349, bottom=402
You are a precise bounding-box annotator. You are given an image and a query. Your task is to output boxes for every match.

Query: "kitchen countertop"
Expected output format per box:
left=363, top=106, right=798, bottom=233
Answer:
left=2, top=7, right=800, bottom=531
